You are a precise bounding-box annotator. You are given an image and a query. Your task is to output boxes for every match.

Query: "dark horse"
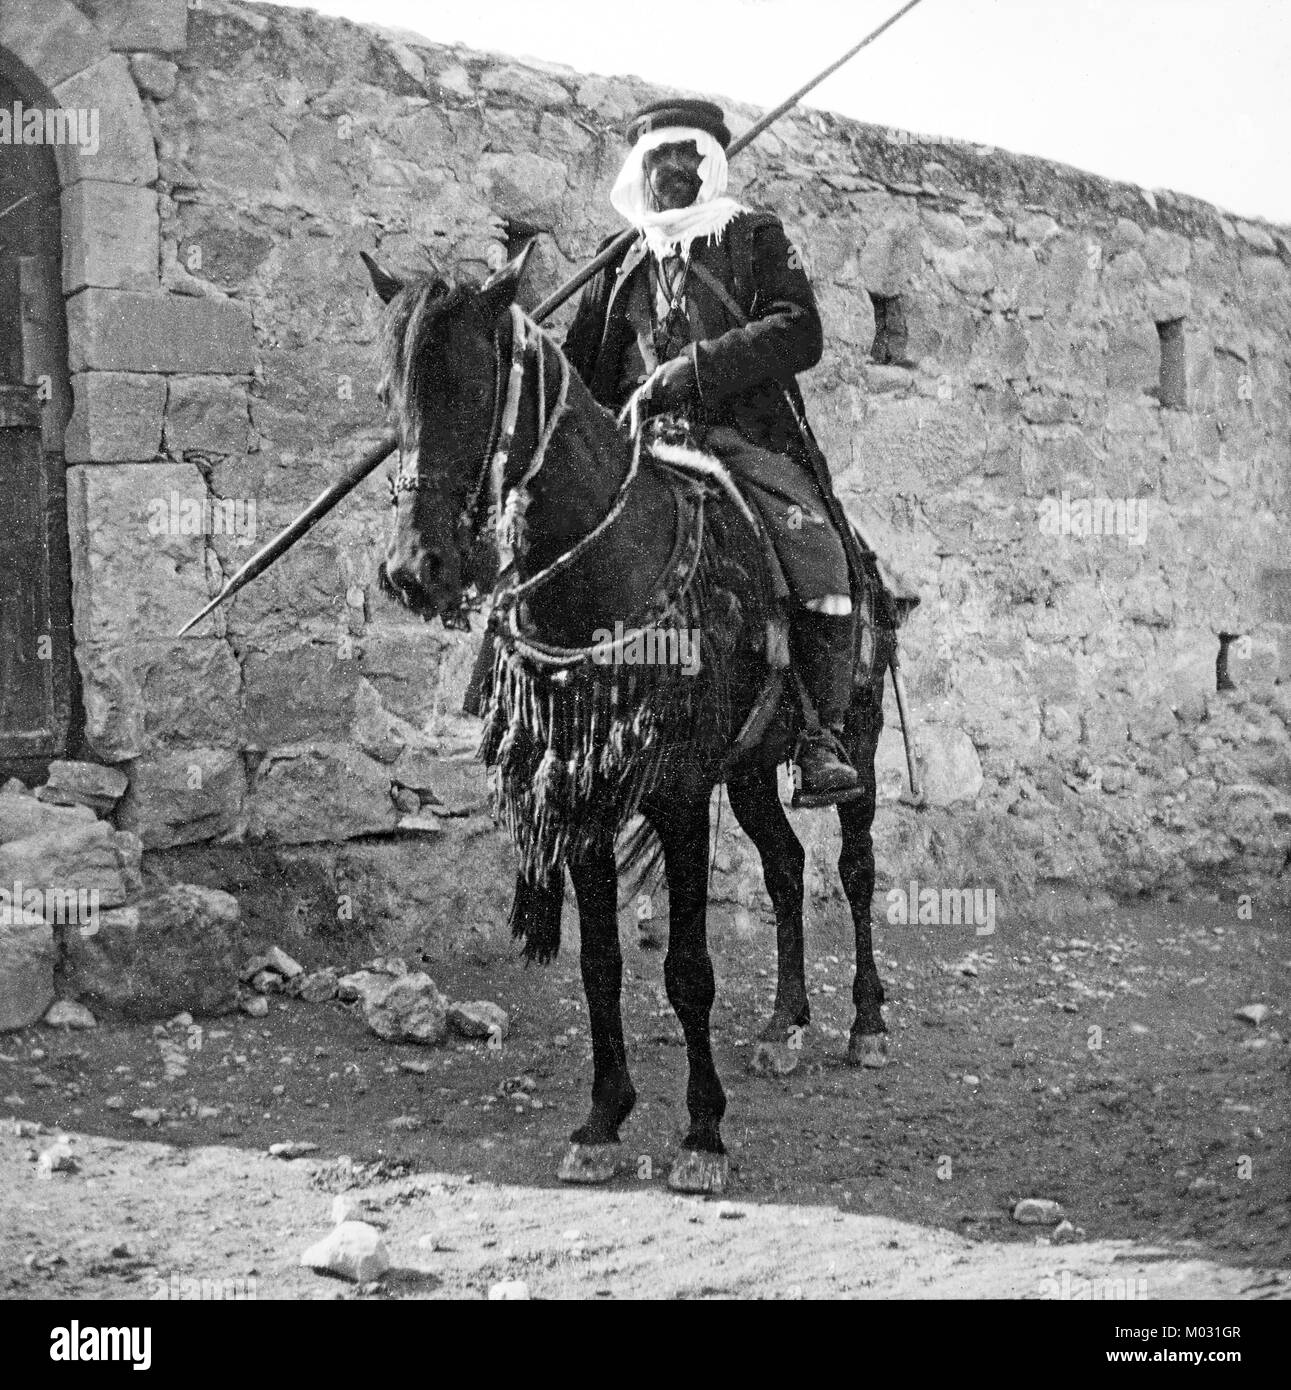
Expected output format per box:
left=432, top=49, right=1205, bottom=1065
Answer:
left=367, top=245, right=892, bottom=1194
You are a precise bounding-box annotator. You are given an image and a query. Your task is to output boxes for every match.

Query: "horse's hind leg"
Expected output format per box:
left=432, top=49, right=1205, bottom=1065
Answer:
left=558, top=841, right=636, bottom=1184
left=838, top=656, right=889, bottom=1069
left=726, top=767, right=811, bottom=1076
left=650, top=796, right=729, bottom=1194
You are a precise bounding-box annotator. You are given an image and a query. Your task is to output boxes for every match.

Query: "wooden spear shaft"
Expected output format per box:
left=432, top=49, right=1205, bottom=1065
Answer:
left=177, top=0, right=926, bottom=637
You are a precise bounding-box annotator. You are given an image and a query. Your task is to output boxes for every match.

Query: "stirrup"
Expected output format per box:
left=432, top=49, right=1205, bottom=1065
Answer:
left=789, top=728, right=864, bottom=810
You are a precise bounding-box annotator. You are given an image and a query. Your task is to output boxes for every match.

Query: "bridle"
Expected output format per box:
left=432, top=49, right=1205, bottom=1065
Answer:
left=387, top=300, right=644, bottom=613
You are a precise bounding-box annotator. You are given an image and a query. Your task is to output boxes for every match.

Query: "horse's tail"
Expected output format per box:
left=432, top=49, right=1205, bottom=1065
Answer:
left=509, top=868, right=564, bottom=964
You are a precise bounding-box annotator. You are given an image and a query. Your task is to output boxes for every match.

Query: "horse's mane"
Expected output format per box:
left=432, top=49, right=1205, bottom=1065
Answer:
left=377, top=274, right=475, bottom=441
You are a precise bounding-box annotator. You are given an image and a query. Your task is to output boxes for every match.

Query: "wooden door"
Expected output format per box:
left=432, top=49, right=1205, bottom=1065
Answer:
left=0, top=70, right=75, bottom=780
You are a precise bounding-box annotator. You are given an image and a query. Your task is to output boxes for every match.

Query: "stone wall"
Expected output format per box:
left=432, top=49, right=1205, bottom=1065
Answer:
left=21, top=0, right=1291, bottom=935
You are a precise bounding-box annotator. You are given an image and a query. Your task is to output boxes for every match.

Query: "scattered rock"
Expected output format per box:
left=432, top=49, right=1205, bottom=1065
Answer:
left=35, top=760, right=129, bottom=814
left=240, top=994, right=269, bottom=1018
left=296, top=969, right=339, bottom=1003
left=264, top=947, right=304, bottom=979
left=131, top=1108, right=163, bottom=1126
left=1051, top=1219, right=1081, bottom=1244
left=1234, top=1004, right=1269, bottom=1025
left=240, top=955, right=275, bottom=982
left=169, top=1012, right=193, bottom=1029
left=1012, top=1198, right=1065, bottom=1225
left=300, top=1222, right=390, bottom=1283
left=388, top=1115, right=423, bottom=1131
left=399, top=1060, right=431, bottom=1075
left=250, top=970, right=283, bottom=994
left=43, top=1000, right=97, bottom=1029
left=361, top=972, right=449, bottom=1045
left=714, top=1202, right=744, bottom=1220
left=488, top=1279, right=530, bottom=1300
left=269, top=1141, right=319, bottom=1159
left=448, top=1001, right=509, bottom=1041
left=36, top=1139, right=79, bottom=1176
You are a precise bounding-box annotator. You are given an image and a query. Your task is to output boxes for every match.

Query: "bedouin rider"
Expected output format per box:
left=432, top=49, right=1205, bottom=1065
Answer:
left=563, top=97, right=864, bottom=807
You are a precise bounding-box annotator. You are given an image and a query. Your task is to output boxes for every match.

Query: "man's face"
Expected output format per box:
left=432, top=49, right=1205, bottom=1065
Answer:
left=643, top=139, right=704, bottom=211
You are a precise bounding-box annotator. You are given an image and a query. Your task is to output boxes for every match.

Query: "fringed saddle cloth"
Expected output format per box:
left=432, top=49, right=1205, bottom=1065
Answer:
left=478, top=427, right=775, bottom=884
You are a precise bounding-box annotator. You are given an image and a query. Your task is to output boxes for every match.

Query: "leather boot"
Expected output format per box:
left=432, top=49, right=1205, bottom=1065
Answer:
left=790, top=610, right=861, bottom=808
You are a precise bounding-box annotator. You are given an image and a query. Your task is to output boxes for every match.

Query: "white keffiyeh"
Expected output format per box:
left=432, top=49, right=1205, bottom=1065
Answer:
left=609, top=125, right=747, bottom=261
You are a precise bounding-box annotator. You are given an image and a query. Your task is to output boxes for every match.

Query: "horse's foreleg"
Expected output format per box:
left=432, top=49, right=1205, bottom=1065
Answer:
left=839, top=667, right=889, bottom=1069
left=559, top=842, right=636, bottom=1184
left=651, top=798, right=728, bottom=1192
left=727, top=768, right=811, bottom=1075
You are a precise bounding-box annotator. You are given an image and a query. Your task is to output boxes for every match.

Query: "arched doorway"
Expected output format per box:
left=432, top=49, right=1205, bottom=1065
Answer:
left=0, top=66, right=77, bottom=781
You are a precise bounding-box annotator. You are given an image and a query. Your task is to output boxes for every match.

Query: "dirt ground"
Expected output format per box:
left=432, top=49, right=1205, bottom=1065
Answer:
left=1, top=891, right=1287, bottom=1300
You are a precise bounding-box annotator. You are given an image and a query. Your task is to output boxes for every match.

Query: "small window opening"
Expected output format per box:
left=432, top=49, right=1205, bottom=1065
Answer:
left=1216, top=632, right=1239, bottom=692
left=869, top=293, right=909, bottom=366
left=1156, top=318, right=1188, bottom=410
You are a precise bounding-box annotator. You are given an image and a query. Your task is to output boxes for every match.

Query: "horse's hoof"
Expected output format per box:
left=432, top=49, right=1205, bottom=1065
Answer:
left=748, top=1039, right=800, bottom=1077
left=847, top=1032, right=889, bottom=1069
left=557, top=1142, right=623, bottom=1184
left=667, top=1150, right=729, bottom=1195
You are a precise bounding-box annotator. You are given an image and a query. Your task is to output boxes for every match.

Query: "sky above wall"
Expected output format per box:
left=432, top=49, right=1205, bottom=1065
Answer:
left=273, top=0, right=1290, bottom=226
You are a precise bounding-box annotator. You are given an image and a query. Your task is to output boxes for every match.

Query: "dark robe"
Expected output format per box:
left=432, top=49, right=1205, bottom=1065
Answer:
left=562, top=209, right=850, bottom=600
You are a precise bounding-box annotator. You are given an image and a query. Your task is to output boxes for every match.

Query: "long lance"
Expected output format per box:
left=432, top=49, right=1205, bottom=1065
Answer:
left=176, top=0, right=926, bottom=637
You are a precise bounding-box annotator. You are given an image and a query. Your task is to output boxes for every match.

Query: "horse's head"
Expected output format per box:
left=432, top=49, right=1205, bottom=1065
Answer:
left=365, top=243, right=534, bottom=626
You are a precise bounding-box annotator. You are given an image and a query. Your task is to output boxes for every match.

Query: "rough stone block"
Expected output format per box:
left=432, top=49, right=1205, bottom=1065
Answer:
left=77, top=0, right=189, bottom=53
left=243, top=647, right=363, bottom=749
left=52, top=55, right=158, bottom=187
left=916, top=725, right=984, bottom=806
left=77, top=638, right=243, bottom=761
left=0, top=922, right=56, bottom=1033
left=479, top=63, right=570, bottom=107
left=858, top=217, right=921, bottom=297
left=246, top=744, right=398, bottom=843
left=472, top=152, right=569, bottom=224
left=66, top=461, right=210, bottom=646
left=62, top=885, right=242, bottom=1024
left=117, top=749, right=246, bottom=849
left=62, top=181, right=159, bottom=292
left=164, top=375, right=251, bottom=454
left=1260, top=568, right=1291, bottom=625
left=0, top=820, right=137, bottom=907
left=64, top=372, right=165, bottom=462
left=0, top=793, right=97, bottom=845
left=129, top=53, right=179, bottom=99
left=0, top=3, right=109, bottom=89
left=66, top=291, right=255, bottom=374
left=36, top=760, right=129, bottom=813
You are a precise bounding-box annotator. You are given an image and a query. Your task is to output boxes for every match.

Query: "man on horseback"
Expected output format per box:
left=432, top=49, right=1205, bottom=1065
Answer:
left=563, top=97, right=863, bottom=807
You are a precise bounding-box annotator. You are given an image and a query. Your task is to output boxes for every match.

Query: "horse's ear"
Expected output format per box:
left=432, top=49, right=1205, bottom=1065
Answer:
left=476, top=239, right=537, bottom=320
left=361, top=250, right=404, bottom=305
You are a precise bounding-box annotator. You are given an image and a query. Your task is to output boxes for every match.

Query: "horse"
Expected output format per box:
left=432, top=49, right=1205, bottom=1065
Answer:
left=366, top=244, right=893, bottom=1194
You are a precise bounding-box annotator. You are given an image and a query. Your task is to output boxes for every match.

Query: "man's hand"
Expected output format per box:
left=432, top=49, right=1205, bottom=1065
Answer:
left=644, top=354, right=695, bottom=413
